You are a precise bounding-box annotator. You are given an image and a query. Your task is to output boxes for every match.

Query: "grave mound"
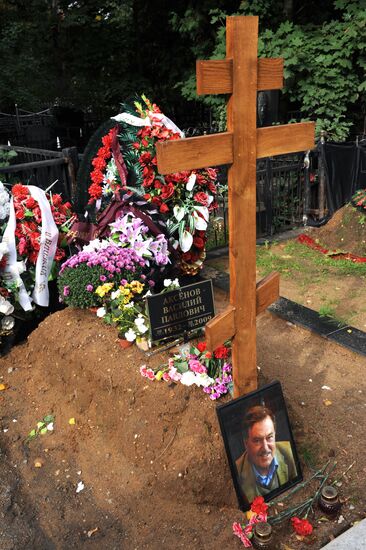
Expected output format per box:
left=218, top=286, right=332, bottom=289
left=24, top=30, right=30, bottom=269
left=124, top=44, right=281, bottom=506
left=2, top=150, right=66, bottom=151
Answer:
left=1, top=292, right=365, bottom=548
left=308, top=205, right=366, bottom=257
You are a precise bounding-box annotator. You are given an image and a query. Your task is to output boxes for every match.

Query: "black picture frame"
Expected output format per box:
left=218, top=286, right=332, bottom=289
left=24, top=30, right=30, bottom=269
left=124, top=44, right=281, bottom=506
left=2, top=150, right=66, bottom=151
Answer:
left=216, top=380, right=302, bottom=511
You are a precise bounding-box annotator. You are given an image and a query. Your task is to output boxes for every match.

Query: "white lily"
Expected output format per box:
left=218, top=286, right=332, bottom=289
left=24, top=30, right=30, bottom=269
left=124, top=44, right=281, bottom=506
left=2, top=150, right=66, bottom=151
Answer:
left=192, top=207, right=209, bottom=231
left=173, top=205, right=185, bottom=222
left=179, top=230, right=193, bottom=253
left=194, top=205, right=209, bottom=221
left=186, top=173, right=196, bottom=191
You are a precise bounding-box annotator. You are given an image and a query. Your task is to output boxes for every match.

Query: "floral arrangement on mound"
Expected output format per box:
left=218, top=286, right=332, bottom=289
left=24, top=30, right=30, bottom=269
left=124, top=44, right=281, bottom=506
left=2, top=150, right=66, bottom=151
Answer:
left=0, top=181, right=74, bottom=340
left=140, top=340, right=232, bottom=399
left=11, top=184, right=72, bottom=266
left=59, top=209, right=171, bottom=308
left=231, top=459, right=347, bottom=547
left=232, top=496, right=313, bottom=547
left=85, top=94, right=225, bottom=275
left=58, top=244, right=147, bottom=309
left=100, top=277, right=180, bottom=346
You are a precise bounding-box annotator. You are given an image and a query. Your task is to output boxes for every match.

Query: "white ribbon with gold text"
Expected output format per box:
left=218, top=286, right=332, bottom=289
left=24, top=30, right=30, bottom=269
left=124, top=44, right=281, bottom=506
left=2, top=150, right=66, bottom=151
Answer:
left=2, top=197, right=33, bottom=311
left=28, top=185, right=59, bottom=307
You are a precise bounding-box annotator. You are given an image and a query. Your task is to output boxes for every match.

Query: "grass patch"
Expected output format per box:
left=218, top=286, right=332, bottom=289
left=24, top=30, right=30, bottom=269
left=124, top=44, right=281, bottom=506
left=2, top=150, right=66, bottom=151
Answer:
left=256, top=240, right=366, bottom=279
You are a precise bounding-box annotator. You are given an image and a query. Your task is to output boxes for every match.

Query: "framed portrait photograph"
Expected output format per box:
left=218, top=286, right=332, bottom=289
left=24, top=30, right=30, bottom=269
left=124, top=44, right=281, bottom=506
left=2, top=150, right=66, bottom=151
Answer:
left=216, top=380, right=302, bottom=511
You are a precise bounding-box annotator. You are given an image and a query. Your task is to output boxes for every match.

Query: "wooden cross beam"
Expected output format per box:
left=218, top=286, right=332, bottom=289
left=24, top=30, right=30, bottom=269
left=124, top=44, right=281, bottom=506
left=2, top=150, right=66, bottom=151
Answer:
left=156, top=16, right=315, bottom=398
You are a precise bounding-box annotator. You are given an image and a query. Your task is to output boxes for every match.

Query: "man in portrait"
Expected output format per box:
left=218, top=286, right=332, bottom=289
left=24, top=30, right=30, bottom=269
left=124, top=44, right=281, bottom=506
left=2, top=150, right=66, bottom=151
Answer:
left=235, top=405, right=297, bottom=503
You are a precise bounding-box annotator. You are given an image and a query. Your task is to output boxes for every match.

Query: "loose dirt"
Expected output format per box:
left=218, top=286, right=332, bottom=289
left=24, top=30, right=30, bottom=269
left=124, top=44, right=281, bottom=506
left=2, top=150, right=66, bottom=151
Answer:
left=0, top=290, right=365, bottom=549
left=309, top=205, right=366, bottom=257
left=0, top=206, right=365, bottom=549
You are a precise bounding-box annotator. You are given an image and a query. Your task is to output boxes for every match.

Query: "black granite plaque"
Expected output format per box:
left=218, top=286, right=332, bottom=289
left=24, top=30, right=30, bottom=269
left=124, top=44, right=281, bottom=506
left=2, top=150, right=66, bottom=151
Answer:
left=146, top=280, right=215, bottom=342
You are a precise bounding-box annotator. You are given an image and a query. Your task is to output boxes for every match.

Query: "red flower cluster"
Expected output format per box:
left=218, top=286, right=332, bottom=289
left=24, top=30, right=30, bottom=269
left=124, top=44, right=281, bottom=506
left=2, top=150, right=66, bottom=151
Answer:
left=353, top=188, right=366, bottom=210
left=86, top=96, right=221, bottom=272
left=131, top=99, right=219, bottom=268
left=214, top=345, right=230, bottom=360
left=12, top=183, right=72, bottom=265
left=291, top=516, right=313, bottom=536
left=88, top=127, right=122, bottom=204
left=250, top=496, right=269, bottom=515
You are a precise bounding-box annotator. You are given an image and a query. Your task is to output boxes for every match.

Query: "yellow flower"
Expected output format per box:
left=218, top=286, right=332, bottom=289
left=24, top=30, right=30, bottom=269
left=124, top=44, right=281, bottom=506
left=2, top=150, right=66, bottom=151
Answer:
left=95, top=283, right=114, bottom=297
left=130, top=280, right=144, bottom=294
left=155, top=371, right=164, bottom=381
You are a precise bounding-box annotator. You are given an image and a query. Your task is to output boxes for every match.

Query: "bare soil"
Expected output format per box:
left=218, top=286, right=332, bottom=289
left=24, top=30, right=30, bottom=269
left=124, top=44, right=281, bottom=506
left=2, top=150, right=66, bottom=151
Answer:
left=0, top=206, right=365, bottom=549
left=0, top=293, right=365, bottom=549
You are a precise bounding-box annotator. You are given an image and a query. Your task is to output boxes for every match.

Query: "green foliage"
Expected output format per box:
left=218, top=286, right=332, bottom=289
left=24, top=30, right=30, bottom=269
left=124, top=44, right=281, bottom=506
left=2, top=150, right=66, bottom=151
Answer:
left=26, top=414, right=55, bottom=442
left=171, top=0, right=366, bottom=141
left=58, top=263, right=106, bottom=309
left=0, top=148, right=17, bottom=168
left=0, top=0, right=194, bottom=115
left=258, top=11, right=365, bottom=140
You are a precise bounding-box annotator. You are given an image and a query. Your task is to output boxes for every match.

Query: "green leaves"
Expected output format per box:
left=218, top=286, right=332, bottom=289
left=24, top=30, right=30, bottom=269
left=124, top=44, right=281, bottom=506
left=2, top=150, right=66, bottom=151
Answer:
left=26, top=414, right=55, bottom=442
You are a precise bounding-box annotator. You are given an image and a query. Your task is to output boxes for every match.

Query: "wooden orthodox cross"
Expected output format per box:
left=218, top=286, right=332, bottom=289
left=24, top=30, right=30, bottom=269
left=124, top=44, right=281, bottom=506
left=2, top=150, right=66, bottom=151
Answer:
left=155, top=16, right=315, bottom=398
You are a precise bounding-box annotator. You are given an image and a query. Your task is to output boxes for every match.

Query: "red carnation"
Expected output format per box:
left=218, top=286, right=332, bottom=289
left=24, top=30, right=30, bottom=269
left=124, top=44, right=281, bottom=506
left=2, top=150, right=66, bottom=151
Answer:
left=32, top=206, right=42, bottom=223
left=15, top=207, right=25, bottom=220
left=291, top=517, right=313, bottom=536
left=196, top=341, right=207, bottom=353
left=88, top=182, right=103, bottom=202
left=12, top=183, right=28, bottom=198
left=160, top=203, right=169, bottom=214
left=250, top=496, right=269, bottom=515
left=214, top=345, right=229, bottom=360
left=25, top=197, right=37, bottom=209
left=51, top=194, right=63, bottom=206
left=90, top=168, right=104, bottom=184
left=102, top=133, right=113, bottom=148
left=92, top=156, right=106, bottom=170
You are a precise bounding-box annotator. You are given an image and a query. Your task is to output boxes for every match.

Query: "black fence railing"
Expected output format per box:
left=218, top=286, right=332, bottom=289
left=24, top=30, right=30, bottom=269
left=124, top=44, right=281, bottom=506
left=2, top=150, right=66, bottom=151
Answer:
left=0, top=145, right=78, bottom=201
left=5, top=139, right=351, bottom=246
left=206, top=152, right=306, bottom=249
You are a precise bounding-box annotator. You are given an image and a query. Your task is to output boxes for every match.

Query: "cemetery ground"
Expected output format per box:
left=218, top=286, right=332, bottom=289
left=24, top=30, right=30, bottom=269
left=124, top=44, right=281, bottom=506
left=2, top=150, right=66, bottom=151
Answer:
left=206, top=204, right=366, bottom=332
left=0, top=205, right=365, bottom=549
